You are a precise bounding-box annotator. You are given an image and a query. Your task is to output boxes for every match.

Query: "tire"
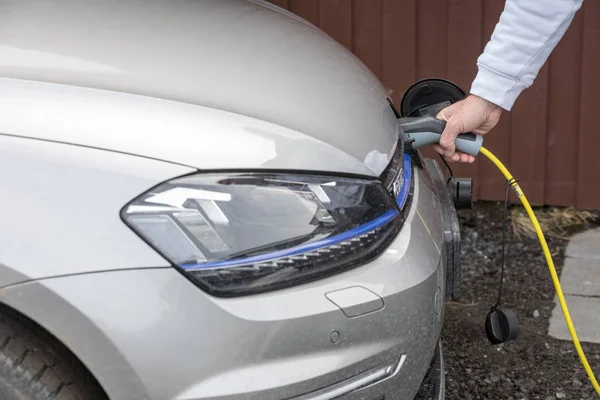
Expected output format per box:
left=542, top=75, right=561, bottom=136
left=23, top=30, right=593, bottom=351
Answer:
left=0, top=305, right=107, bottom=400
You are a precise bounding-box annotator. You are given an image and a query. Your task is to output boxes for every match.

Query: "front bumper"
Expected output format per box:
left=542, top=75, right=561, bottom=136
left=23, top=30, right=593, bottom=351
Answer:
left=415, top=341, right=445, bottom=400
left=0, top=160, right=455, bottom=400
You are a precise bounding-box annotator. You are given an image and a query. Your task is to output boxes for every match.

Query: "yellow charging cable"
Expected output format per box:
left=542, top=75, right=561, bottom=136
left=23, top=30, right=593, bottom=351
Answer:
left=479, top=146, right=600, bottom=396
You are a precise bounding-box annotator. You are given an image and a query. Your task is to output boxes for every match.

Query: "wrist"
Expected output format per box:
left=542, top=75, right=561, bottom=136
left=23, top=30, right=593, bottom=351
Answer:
left=470, top=65, right=525, bottom=111
left=468, top=94, right=503, bottom=116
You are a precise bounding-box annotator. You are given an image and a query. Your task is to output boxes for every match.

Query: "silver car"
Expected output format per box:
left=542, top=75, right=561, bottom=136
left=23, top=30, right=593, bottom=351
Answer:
left=0, top=1, right=459, bottom=399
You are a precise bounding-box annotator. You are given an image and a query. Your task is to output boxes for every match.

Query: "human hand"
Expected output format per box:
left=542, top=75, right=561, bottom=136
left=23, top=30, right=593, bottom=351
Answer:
left=433, top=95, right=503, bottom=163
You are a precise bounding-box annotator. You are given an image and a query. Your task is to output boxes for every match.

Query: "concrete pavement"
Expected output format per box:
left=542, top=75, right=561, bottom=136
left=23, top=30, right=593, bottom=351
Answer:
left=549, top=228, right=600, bottom=343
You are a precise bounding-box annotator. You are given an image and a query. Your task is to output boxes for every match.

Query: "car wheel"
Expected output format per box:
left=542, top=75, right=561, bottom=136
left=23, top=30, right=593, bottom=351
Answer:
left=0, top=306, right=107, bottom=400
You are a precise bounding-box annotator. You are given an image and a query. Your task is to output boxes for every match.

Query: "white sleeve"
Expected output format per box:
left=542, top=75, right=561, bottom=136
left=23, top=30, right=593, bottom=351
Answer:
left=470, top=0, right=583, bottom=110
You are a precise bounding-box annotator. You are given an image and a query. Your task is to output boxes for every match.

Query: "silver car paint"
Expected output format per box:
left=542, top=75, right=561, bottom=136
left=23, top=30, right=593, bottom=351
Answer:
left=0, top=78, right=385, bottom=176
left=0, top=0, right=398, bottom=175
left=0, top=135, right=194, bottom=286
left=0, top=168, right=445, bottom=400
left=0, top=0, right=446, bottom=398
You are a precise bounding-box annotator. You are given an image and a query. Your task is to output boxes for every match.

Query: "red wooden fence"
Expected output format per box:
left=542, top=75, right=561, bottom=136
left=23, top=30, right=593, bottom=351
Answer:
left=266, top=0, right=600, bottom=209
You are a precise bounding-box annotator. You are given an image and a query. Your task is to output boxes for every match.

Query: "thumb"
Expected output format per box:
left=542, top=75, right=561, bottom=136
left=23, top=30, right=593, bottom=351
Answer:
left=436, top=105, right=460, bottom=158
left=433, top=102, right=463, bottom=158
left=438, top=119, right=461, bottom=158
left=436, top=103, right=455, bottom=123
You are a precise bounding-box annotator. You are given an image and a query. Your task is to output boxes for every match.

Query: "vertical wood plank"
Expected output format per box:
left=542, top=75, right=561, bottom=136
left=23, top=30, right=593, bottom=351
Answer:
left=290, top=0, right=319, bottom=26
left=415, top=0, right=448, bottom=162
left=509, top=66, right=549, bottom=205
left=352, top=0, right=384, bottom=79
left=545, top=12, right=583, bottom=206
left=267, top=0, right=290, bottom=10
left=478, top=0, right=512, bottom=201
left=318, top=0, right=353, bottom=50
left=416, top=0, right=447, bottom=79
left=446, top=0, right=483, bottom=185
left=577, top=2, right=600, bottom=209
left=382, top=0, right=417, bottom=105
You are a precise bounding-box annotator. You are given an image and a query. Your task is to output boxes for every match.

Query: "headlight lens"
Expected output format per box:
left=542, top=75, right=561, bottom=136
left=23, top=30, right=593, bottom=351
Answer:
left=122, top=173, right=405, bottom=297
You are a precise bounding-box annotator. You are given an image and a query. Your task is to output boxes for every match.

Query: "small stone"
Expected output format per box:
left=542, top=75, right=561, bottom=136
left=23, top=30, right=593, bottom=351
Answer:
left=533, top=309, right=540, bottom=318
left=572, top=379, right=583, bottom=387
left=556, top=392, right=566, bottom=399
left=490, top=375, right=500, bottom=383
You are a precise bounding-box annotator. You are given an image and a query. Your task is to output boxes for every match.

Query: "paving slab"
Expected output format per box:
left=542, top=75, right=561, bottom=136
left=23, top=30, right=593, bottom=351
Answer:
left=559, top=257, right=600, bottom=297
left=548, top=294, right=600, bottom=343
left=565, top=228, right=600, bottom=259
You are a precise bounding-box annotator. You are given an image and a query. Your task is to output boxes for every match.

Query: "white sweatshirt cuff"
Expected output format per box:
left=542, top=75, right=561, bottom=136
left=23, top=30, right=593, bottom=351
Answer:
left=470, top=65, right=528, bottom=111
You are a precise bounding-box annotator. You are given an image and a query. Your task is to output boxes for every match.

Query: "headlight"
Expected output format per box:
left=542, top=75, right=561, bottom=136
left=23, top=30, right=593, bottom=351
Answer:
left=122, top=172, right=408, bottom=297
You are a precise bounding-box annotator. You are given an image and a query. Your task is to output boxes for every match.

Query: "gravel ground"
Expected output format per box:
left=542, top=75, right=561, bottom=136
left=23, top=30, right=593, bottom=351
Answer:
left=442, top=202, right=600, bottom=400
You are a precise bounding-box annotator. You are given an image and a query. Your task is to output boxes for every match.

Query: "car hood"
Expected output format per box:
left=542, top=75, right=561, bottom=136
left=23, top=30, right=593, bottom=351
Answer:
left=0, top=0, right=399, bottom=176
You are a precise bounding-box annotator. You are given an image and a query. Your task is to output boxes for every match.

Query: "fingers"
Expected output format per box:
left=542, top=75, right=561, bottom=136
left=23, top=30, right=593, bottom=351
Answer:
left=432, top=97, right=489, bottom=163
left=460, top=153, right=475, bottom=163
left=432, top=144, right=457, bottom=160
left=439, top=121, right=459, bottom=158
left=432, top=144, right=444, bottom=154
left=431, top=144, right=474, bottom=163
left=446, top=152, right=474, bottom=163
left=436, top=102, right=457, bottom=122
left=432, top=144, right=459, bottom=161
left=432, top=143, right=450, bottom=158
left=436, top=105, right=461, bottom=158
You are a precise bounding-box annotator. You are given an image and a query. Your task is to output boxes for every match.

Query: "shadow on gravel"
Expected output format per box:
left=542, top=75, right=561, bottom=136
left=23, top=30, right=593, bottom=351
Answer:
left=443, top=202, right=600, bottom=400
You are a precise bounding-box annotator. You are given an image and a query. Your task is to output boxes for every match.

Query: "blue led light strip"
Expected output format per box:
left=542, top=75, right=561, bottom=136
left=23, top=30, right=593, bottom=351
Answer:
left=182, top=154, right=412, bottom=271
left=396, top=154, right=412, bottom=209
left=182, top=209, right=399, bottom=271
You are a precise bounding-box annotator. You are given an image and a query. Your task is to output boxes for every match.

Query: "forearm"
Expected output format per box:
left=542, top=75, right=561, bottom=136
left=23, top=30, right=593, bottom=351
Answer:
left=471, top=0, right=583, bottom=110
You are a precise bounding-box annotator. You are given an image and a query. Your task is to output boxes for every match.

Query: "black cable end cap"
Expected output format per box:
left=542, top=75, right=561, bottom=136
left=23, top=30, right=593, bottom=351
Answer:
left=485, top=308, right=520, bottom=345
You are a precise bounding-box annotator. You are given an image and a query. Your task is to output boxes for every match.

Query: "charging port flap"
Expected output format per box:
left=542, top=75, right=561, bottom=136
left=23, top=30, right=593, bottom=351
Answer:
left=424, top=159, right=462, bottom=301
